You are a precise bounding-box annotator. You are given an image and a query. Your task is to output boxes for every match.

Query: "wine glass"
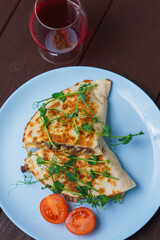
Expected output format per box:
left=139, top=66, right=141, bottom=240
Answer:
left=29, top=0, right=88, bottom=65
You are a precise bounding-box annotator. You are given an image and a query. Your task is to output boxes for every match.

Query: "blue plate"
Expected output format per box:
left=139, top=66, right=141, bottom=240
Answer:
left=0, top=66, right=160, bottom=240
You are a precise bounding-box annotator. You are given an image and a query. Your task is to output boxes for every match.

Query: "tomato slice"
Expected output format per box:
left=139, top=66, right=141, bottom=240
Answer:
left=40, top=194, right=68, bottom=224
left=65, top=207, right=95, bottom=235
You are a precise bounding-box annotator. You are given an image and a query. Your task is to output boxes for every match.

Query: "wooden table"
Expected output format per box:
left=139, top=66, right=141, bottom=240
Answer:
left=0, top=0, right=160, bottom=239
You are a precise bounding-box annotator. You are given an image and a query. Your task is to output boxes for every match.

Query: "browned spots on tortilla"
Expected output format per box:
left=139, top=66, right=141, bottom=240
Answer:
left=42, top=152, right=49, bottom=161
left=62, top=99, right=76, bottom=111
left=97, top=175, right=104, bottom=181
left=83, top=80, right=91, bottom=83
left=111, top=180, right=117, bottom=187
left=30, top=164, right=35, bottom=172
left=73, top=80, right=92, bottom=87
left=66, top=182, right=78, bottom=192
left=32, top=136, right=38, bottom=142
left=37, top=125, right=45, bottom=134
left=75, top=160, right=88, bottom=170
left=78, top=131, right=94, bottom=147
left=47, top=109, right=59, bottom=118
left=111, top=190, right=121, bottom=195
left=50, top=132, right=76, bottom=144
left=90, top=104, right=98, bottom=115
left=27, top=130, right=33, bottom=138
left=107, top=179, right=117, bottom=187
left=43, top=172, right=50, bottom=178
left=29, top=122, right=34, bottom=127
left=40, top=180, right=46, bottom=185
left=62, top=103, right=69, bottom=111
left=98, top=188, right=105, bottom=194
left=63, top=88, right=71, bottom=94
left=107, top=166, right=111, bottom=172
left=94, top=164, right=106, bottom=174
left=49, top=101, right=60, bottom=108
left=34, top=117, right=41, bottom=123
left=22, top=135, right=25, bottom=142
left=78, top=99, right=98, bottom=116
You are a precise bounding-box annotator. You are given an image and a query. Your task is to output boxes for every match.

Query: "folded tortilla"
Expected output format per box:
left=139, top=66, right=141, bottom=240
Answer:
left=22, top=79, right=111, bottom=155
left=23, top=140, right=136, bottom=200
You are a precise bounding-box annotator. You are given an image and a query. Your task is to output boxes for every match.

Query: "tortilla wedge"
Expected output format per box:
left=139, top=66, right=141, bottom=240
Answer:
left=23, top=140, right=136, bottom=201
left=22, top=79, right=111, bottom=155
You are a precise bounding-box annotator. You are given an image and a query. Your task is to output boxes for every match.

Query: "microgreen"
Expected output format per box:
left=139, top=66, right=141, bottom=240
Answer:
left=75, top=186, right=89, bottom=198
left=96, top=195, right=109, bottom=206
left=78, top=82, right=91, bottom=93
left=41, top=116, right=49, bottom=127
left=66, top=158, right=77, bottom=166
left=73, top=116, right=80, bottom=145
left=43, top=81, right=97, bottom=107
left=40, top=115, right=56, bottom=148
left=52, top=180, right=64, bottom=194
left=74, top=168, right=77, bottom=177
left=38, top=103, right=47, bottom=117
left=48, top=164, right=62, bottom=175
left=80, top=123, right=144, bottom=147
left=32, top=98, right=50, bottom=109
left=36, top=157, right=46, bottom=165
left=46, top=108, right=69, bottom=118
left=81, top=123, right=93, bottom=131
left=41, top=184, right=52, bottom=190
left=118, top=134, right=133, bottom=144
left=103, top=125, right=111, bottom=137
left=68, top=111, right=78, bottom=118
left=66, top=172, right=77, bottom=183
left=52, top=92, right=66, bottom=103
left=102, top=171, right=119, bottom=180
left=78, top=92, right=86, bottom=102
left=110, top=131, right=144, bottom=146
left=65, top=171, right=97, bottom=192
left=114, top=194, right=124, bottom=203
left=66, top=154, right=109, bottom=165
left=67, top=154, right=77, bottom=160
left=18, top=173, right=51, bottom=186
left=90, top=169, right=96, bottom=179
left=88, top=155, right=97, bottom=165
left=41, top=178, right=82, bottom=197
left=77, top=193, right=124, bottom=211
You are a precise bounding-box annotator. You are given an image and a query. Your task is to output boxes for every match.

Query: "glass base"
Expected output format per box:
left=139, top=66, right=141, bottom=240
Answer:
left=38, top=44, right=83, bottom=65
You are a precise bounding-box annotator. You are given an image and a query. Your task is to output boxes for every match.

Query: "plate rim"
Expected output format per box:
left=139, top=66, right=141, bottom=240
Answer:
left=1, top=66, right=159, bottom=113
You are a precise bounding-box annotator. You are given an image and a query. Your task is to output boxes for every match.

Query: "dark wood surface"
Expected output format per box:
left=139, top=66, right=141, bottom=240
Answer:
left=0, top=0, right=159, bottom=239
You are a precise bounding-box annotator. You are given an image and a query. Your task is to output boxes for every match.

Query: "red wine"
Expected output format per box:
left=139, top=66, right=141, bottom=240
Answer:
left=29, top=0, right=88, bottom=59
left=36, top=0, right=78, bottom=28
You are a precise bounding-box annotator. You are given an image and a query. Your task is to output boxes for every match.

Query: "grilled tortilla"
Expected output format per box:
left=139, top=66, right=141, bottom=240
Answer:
left=22, top=79, right=111, bottom=155
left=23, top=140, right=136, bottom=201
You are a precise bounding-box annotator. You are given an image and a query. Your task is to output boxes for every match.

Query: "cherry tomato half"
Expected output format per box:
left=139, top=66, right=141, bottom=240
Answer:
left=65, top=207, right=95, bottom=235
left=40, top=194, right=68, bottom=224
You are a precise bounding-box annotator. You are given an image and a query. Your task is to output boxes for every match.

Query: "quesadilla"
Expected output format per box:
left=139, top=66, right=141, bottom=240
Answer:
left=22, top=140, right=136, bottom=201
left=22, top=79, right=111, bottom=155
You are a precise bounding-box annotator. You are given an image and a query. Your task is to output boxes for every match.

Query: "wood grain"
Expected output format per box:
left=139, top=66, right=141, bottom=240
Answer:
left=0, top=0, right=112, bottom=108
left=80, top=0, right=160, bottom=101
left=155, top=92, right=160, bottom=109
left=0, top=212, right=33, bottom=240
left=0, top=0, right=160, bottom=239
left=0, top=0, right=21, bottom=35
left=128, top=208, right=160, bottom=240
